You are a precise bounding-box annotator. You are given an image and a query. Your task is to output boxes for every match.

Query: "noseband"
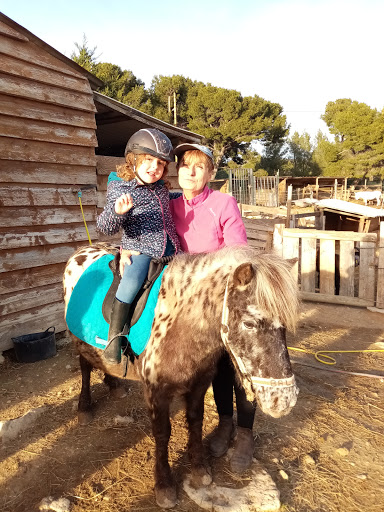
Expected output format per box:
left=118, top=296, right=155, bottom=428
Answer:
left=220, top=277, right=296, bottom=389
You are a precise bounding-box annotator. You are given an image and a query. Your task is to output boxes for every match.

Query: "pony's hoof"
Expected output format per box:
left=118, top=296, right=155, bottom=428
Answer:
left=78, top=410, right=93, bottom=425
left=110, top=386, right=127, bottom=400
left=190, top=465, right=212, bottom=488
left=155, top=485, right=177, bottom=509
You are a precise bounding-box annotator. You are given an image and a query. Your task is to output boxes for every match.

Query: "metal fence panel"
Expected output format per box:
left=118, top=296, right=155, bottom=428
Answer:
left=228, top=169, right=279, bottom=206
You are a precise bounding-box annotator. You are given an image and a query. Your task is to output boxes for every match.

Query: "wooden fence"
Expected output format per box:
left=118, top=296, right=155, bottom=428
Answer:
left=242, top=218, right=277, bottom=251
left=243, top=218, right=384, bottom=309
left=272, top=224, right=383, bottom=308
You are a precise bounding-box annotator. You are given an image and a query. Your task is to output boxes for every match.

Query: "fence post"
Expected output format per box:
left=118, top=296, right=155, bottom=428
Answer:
left=376, top=221, right=384, bottom=310
left=228, top=168, right=233, bottom=196
left=273, top=223, right=285, bottom=257
left=275, top=172, right=279, bottom=207
left=286, top=185, right=293, bottom=227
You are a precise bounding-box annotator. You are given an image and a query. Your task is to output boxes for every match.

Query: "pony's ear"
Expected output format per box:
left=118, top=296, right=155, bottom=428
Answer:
left=285, top=257, right=298, bottom=268
left=233, top=263, right=255, bottom=287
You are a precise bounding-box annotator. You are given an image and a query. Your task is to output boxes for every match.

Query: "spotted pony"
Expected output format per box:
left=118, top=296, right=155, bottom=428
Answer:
left=63, top=243, right=300, bottom=509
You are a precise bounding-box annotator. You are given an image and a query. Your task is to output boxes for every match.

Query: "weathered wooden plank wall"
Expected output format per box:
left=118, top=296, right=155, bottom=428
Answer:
left=0, top=19, right=98, bottom=352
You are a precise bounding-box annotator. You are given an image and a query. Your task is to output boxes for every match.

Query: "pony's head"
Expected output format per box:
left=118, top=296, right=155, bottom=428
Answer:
left=223, top=252, right=299, bottom=418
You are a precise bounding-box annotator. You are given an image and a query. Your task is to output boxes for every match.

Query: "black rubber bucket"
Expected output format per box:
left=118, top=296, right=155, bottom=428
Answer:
left=12, top=326, right=56, bottom=363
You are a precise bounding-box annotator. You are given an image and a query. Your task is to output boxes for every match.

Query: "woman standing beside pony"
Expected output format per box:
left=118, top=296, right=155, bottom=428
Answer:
left=172, top=144, right=256, bottom=474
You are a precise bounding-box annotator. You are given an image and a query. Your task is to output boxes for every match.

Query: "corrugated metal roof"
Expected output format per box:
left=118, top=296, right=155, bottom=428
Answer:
left=317, top=199, right=384, bottom=218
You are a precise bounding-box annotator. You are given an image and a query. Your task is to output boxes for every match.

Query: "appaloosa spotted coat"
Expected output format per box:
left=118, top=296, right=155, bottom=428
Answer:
left=63, top=243, right=299, bottom=509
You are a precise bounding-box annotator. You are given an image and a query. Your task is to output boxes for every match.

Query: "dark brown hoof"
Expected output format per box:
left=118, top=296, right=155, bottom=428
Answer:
left=78, top=410, right=93, bottom=426
left=110, top=386, right=127, bottom=400
left=190, top=465, right=212, bottom=489
left=155, top=485, right=177, bottom=509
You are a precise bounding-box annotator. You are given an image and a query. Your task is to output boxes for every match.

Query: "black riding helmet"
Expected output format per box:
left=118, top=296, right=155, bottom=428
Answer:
left=124, top=128, right=174, bottom=162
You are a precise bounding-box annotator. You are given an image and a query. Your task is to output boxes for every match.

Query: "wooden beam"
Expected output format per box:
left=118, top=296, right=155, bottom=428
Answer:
left=0, top=33, right=85, bottom=79
left=0, top=263, right=65, bottom=295
left=0, top=94, right=96, bottom=129
left=376, top=221, right=384, bottom=309
left=0, top=223, right=98, bottom=250
left=285, top=184, right=292, bottom=227
left=319, top=239, right=335, bottom=295
left=0, top=114, right=97, bottom=147
left=339, top=240, right=355, bottom=296
left=283, top=229, right=377, bottom=243
left=0, top=243, right=84, bottom=273
left=0, top=53, right=92, bottom=93
left=96, top=155, right=125, bottom=176
left=301, top=238, right=316, bottom=292
left=0, top=282, right=63, bottom=316
left=0, top=206, right=96, bottom=228
left=0, top=137, right=96, bottom=166
left=282, top=235, right=299, bottom=283
left=358, top=241, right=376, bottom=303
left=300, top=292, right=373, bottom=307
left=0, top=73, right=96, bottom=112
left=0, top=160, right=97, bottom=184
left=0, top=184, right=96, bottom=207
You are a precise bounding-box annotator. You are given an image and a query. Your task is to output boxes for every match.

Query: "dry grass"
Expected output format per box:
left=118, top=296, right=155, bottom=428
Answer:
left=1, top=324, right=384, bottom=512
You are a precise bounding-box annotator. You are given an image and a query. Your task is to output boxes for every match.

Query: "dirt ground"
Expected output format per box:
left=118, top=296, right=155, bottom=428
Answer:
left=1, top=302, right=384, bottom=512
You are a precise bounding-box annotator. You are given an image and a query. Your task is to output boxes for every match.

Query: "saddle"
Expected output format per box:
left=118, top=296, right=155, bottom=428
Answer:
left=102, top=252, right=173, bottom=331
left=66, top=252, right=171, bottom=359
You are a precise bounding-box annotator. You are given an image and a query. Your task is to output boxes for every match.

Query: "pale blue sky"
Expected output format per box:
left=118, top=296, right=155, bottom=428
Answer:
left=1, top=0, right=383, bottom=141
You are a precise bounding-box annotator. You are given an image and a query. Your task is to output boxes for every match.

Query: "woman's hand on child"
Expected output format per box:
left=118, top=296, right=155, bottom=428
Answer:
left=120, top=249, right=141, bottom=276
left=115, top=193, right=133, bottom=215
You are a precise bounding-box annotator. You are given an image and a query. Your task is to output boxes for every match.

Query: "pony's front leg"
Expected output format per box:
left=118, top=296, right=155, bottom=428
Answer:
left=150, top=397, right=177, bottom=509
left=185, top=387, right=212, bottom=488
left=78, top=354, right=93, bottom=425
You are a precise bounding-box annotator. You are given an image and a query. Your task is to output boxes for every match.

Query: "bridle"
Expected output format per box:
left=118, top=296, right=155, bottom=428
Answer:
left=220, top=277, right=296, bottom=389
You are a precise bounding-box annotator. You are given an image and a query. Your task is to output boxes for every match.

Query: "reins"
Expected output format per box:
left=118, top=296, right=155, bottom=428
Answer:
left=220, top=276, right=296, bottom=389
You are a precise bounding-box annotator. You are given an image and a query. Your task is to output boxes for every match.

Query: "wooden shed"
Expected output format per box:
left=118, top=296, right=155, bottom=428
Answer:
left=315, top=199, right=383, bottom=233
left=0, top=13, right=202, bottom=353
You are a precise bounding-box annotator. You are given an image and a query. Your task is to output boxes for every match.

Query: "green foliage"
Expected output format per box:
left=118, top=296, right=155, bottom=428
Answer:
left=186, top=83, right=288, bottom=167
left=215, top=169, right=229, bottom=179
left=260, top=140, right=289, bottom=175
left=71, top=35, right=98, bottom=72
left=149, top=75, right=194, bottom=126
left=71, top=37, right=148, bottom=111
left=287, top=131, right=321, bottom=176
left=93, top=62, right=145, bottom=104
left=254, top=169, right=268, bottom=177
left=321, top=99, right=384, bottom=178
left=71, top=37, right=384, bottom=179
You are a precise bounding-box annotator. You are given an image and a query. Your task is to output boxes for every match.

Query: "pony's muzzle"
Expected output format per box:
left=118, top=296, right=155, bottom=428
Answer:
left=253, top=377, right=299, bottom=419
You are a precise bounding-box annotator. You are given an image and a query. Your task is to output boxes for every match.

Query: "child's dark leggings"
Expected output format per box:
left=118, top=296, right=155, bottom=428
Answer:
left=212, top=352, right=256, bottom=430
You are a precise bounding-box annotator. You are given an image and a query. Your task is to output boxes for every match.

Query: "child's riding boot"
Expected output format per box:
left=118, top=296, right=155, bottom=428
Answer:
left=104, top=299, right=131, bottom=364
left=209, top=415, right=235, bottom=457
left=230, top=427, right=254, bottom=473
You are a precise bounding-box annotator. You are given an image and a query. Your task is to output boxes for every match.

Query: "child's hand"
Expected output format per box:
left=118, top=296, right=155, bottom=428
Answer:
left=120, top=250, right=141, bottom=276
left=115, top=193, right=133, bottom=215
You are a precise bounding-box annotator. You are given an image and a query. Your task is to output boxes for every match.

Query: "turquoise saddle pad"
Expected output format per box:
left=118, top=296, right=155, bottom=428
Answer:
left=66, top=254, right=165, bottom=355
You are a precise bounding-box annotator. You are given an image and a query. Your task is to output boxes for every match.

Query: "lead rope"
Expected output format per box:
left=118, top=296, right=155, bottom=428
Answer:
left=78, top=189, right=92, bottom=246
left=220, top=276, right=296, bottom=389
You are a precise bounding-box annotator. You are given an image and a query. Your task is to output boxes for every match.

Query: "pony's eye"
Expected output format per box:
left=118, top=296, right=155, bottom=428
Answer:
left=242, top=321, right=257, bottom=330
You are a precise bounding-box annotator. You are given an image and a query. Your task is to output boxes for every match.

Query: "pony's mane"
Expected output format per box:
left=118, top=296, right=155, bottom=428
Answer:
left=170, top=246, right=299, bottom=331
left=83, top=243, right=299, bottom=331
